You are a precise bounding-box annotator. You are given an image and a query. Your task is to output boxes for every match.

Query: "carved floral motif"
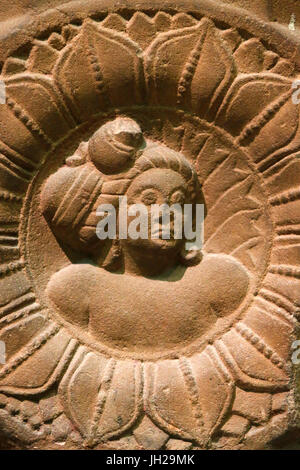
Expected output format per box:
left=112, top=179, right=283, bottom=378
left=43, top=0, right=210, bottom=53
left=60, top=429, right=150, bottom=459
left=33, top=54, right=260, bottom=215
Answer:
left=0, top=8, right=299, bottom=449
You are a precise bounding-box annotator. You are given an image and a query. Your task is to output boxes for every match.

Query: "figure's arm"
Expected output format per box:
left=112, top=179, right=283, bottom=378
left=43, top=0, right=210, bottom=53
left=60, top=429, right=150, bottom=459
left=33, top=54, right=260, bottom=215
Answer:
left=46, top=264, right=92, bottom=328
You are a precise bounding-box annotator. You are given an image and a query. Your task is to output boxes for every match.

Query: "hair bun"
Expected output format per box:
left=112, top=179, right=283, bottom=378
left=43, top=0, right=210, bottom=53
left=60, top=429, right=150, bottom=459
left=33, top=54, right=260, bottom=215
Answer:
left=88, top=117, right=144, bottom=175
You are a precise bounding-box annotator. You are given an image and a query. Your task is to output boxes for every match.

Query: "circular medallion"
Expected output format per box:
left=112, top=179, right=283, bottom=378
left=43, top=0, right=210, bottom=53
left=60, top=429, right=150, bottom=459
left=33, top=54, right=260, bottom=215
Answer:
left=0, top=1, right=299, bottom=450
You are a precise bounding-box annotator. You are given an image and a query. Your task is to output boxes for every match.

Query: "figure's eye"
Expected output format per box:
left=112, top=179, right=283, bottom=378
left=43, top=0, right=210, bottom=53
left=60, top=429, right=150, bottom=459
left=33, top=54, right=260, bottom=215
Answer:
left=140, top=189, right=158, bottom=205
left=170, top=190, right=185, bottom=205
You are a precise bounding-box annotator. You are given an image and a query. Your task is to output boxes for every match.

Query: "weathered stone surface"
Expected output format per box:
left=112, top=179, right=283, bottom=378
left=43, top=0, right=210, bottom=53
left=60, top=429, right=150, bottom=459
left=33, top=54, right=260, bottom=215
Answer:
left=0, top=0, right=299, bottom=451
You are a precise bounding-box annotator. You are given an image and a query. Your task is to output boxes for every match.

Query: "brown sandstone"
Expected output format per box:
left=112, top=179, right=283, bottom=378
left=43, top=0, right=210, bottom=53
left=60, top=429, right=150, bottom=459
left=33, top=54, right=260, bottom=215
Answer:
left=0, top=0, right=299, bottom=450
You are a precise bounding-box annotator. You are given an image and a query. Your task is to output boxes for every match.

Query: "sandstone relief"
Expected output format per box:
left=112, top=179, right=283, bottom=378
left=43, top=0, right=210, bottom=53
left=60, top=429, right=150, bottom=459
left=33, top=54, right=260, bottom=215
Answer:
left=0, top=0, right=299, bottom=450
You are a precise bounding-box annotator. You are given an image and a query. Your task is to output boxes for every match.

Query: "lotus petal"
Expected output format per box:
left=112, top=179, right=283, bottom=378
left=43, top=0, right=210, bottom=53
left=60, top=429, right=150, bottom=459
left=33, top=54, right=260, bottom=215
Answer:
left=59, top=352, right=142, bottom=445
left=144, top=354, right=233, bottom=445
left=55, top=20, right=143, bottom=122
left=215, top=325, right=290, bottom=392
left=0, top=326, right=76, bottom=395
left=0, top=313, right=47, bottom=361
left=5, top=74, right=75, bottom=143
left=145, top=18, right=236, bottom=118
left=216, top=73, right=293, bottom=137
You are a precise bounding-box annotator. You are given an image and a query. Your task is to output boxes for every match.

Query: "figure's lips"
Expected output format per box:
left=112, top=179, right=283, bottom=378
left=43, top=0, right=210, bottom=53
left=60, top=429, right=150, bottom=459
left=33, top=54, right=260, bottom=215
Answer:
left=150, top=227, right=176, bottom=239
left=150, top=223, right=177, bottom=238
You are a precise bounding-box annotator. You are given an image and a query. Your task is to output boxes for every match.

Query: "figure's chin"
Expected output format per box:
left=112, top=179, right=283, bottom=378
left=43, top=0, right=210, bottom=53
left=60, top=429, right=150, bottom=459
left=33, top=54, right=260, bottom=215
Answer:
left=148, top=238, right=180, bottom=251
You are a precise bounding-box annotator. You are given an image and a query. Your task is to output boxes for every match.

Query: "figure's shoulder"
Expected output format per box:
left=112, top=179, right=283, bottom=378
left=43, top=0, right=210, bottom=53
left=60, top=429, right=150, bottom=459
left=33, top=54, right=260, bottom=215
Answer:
left=46, top=263, right=97, bottom=328
left=191, top=253, right=250, bottom=297
left=191, top=253, right=250, bottom=317
left=199, top=253, right=249, bottom=278
left=47, top=262, right=98, bottom=292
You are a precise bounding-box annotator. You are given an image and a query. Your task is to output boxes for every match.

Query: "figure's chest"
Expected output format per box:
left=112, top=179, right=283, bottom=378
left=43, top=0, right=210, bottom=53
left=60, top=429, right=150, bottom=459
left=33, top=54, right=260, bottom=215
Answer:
left=88, top=272, right=217, bottom=352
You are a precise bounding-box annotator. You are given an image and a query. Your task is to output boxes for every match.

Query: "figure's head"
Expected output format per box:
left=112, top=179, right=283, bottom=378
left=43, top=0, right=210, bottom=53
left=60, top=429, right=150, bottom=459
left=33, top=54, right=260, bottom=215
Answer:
left=117, top=143, right=203, bottom=262
left=41, top=117, right=205, bottom=271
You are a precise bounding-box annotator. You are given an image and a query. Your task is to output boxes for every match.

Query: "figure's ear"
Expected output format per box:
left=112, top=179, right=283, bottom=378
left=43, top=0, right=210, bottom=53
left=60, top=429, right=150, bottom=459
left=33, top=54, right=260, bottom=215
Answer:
left=102, top=238, right=123, bottom=272
left=66, top=141, right=89, bottom=167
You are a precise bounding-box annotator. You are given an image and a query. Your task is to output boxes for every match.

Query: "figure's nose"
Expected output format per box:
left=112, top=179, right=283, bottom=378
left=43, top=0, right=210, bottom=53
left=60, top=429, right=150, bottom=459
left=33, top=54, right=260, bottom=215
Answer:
left=160, top=195, right=170, bottom=205
left=157, top=210, right=175, bottom=224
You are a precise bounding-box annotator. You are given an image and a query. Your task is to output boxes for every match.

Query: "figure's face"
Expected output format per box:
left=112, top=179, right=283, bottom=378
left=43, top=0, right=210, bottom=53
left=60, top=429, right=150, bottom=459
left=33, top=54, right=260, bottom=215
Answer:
left=124, top=168, right=191, bottom=253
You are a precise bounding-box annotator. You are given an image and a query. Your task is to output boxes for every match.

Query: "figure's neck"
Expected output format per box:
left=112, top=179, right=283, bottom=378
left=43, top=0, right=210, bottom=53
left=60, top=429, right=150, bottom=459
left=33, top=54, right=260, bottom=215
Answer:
left=122, top=245, right=177, bottom=278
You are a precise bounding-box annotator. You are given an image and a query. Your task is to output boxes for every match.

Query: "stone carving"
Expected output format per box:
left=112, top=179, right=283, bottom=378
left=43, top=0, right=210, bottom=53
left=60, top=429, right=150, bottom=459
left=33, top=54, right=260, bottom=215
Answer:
left=41, top=117, right=250, bottom=354
left=0, top=2, right=299, bottom=450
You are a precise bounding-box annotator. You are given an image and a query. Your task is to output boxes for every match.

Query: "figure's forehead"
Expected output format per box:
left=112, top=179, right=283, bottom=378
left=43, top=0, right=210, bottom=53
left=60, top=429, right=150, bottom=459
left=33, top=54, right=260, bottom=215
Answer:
left=127, top=168, right=186, bottom=193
